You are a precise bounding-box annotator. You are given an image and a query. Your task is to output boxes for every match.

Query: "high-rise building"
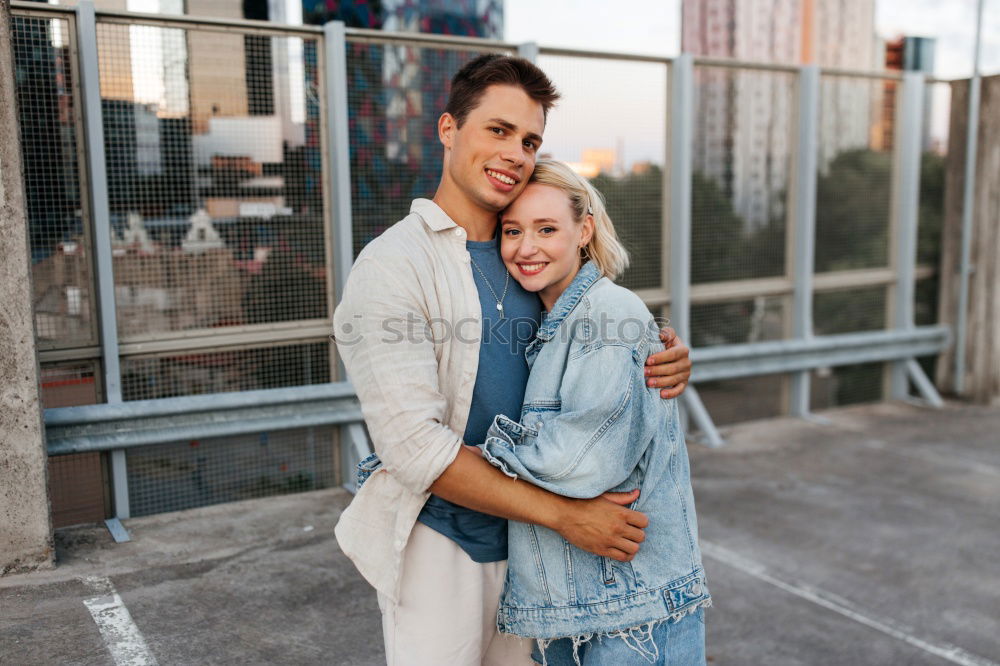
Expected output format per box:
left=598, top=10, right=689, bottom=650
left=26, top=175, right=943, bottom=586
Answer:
left=682, top=0, right=881, bottom=229
left=876, top=36, right=937, bottom=152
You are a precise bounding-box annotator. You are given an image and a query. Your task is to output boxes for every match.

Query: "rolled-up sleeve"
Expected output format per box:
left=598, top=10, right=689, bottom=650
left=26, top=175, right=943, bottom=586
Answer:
left=333, top=256, right=464, bottom=496
left=480, top=343, right=654, bottom=499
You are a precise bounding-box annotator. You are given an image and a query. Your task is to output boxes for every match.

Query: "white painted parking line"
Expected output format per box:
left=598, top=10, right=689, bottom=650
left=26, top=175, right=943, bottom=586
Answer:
left=82, top=576, right=158, bottom=666
left=701, top=540, right=998, bottom=666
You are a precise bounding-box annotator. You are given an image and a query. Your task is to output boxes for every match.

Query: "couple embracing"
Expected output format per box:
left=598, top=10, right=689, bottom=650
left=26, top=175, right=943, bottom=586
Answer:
left=332, top=54, right=711, bottom=666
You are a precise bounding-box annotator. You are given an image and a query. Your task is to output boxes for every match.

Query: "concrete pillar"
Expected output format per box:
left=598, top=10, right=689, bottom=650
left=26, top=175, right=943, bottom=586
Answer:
left=937, top=75, right=1000, bottom=404
left=0, top=1, right=55, bottom=575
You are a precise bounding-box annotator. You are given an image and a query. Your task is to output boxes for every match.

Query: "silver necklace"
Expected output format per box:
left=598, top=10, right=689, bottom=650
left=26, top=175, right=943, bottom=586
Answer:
left=470, top=257, right=509, bottom=319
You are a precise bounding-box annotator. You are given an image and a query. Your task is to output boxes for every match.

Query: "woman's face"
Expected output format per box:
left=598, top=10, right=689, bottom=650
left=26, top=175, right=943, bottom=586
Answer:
left=500, top=183, right=593, bottom=310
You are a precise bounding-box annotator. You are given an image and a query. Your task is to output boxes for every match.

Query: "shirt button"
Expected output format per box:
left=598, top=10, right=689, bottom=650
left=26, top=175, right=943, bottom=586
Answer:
left=454, top=228, right=465, bottom=237
left=462, top=252, right=471, bottom=263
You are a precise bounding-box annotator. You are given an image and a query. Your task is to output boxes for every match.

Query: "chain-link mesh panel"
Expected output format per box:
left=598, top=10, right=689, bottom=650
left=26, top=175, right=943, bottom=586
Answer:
left=48, top=452, right=109, bottom=528
left=810, top=363, right=884, bottom=410
left=689, top=296, right=786, bottom=349
left=813, top=286, right=886, bottom=335
left=39, top=360, right=101, bottom=408
left=12, top=15, right=96, bottom=351
left=690, top=66, right=793, bottom=284
left=914, top=81, right=949, bottom=381
left=40, top=361, right=107, bottom=527
left=815, top=76, right=891, bottom=272
left=120, top=341, right=330, bottom=401
left=812, top=286, right=886, bottom=409
left=126, top=426, right=337, bottom=517
left=346, top=41, right=511, bottom=257
left=536, top=55, right=667, bottom=292
left=95, top=21, right=327, bottom=339
left=697, top=374, right=786, bottom=426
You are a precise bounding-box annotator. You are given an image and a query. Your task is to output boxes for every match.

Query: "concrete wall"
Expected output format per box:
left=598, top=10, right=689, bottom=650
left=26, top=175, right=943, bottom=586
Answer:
left=937, top=74, right=1000, bottom=404
left=0, top=1, right=55, bottom=575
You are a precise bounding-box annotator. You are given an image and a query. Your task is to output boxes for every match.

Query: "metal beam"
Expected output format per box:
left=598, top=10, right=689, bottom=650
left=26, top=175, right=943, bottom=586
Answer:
left=670, top=54, right=721, bottom=445
left=789, top=65, right=819, bottom=416
left=955, top=0, right=986, bottom=395
left=325, top=21, right=354, bottom=307
left=77, top=0, right=131, bottom=518
left=889, top=72, right=925, bottom=400
left=691, top=326, right=949, bottom=383
left=682, top=387, right=723, bottom=448
left=45, top=383, right=363, bottom=454
left=46, top=382, right=357, bottom=425
left=669, top=53, right=693, bottom=344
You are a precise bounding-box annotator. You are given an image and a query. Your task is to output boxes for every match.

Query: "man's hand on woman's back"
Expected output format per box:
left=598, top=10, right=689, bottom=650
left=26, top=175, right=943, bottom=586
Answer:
left=553, top=491, right=648, bottom=562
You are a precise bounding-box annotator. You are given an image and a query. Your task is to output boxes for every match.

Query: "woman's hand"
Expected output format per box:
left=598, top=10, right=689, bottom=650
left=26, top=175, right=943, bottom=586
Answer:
left=645, top=326, right=691, bottom=399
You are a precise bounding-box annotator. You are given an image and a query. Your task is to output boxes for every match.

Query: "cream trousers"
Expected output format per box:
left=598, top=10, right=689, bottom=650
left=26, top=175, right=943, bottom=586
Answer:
left=377, top=522, right=534, bottom=666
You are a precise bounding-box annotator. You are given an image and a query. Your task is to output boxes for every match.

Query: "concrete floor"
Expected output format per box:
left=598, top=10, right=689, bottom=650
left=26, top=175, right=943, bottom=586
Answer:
left=1, top=401, right=998, bottom=665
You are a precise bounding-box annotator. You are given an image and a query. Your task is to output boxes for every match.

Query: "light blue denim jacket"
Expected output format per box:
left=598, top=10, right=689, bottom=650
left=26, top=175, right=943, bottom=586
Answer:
left=479, top=261, right=711, bottom=642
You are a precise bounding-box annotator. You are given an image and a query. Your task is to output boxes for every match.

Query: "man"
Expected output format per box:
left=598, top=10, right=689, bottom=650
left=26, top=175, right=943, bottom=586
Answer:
left=333, top=55, right=692, bottom=665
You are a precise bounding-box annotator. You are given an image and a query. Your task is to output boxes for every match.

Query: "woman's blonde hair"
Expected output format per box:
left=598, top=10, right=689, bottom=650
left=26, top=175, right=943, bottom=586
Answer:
left=527, top=159, right=630, bottom=280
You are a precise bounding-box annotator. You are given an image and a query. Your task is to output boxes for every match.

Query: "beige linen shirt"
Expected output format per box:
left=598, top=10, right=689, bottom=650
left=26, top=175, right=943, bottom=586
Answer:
left=333, top=198, right=484, bottom=602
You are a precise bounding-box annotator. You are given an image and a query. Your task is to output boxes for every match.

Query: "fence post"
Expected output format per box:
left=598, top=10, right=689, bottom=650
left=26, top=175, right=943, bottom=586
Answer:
left=323, top=21, right=369, bottom=486
left=954, top=0, right=986, bottom=395
left=788, top=65, right=819, bottom=416
left=671, top=54, right=722, bottom=447
left=324, top=20, right=354, bottom=311
left=76, top=0, right=130, bottom=522
left=890, top=71, right=942, bottom=406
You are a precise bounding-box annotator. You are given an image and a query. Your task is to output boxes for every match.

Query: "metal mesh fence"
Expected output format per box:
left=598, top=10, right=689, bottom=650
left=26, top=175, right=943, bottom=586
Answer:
left=537, top=54, right=668, bottom=292
left=697, top=374, right=786, bottom=426
left=95, top=20, right=328, bottom=340
left=812, top=286, right=887, bottom=409
left=9, top=6, right=955, bottom=523
left=40, top=361, right=107, bottom=527
left=48, top=452, right=109, bottom=528
left=813, top=286, right=887, bottom=335
left=810, top=363, right=884, bottom=410
left=345, top=40, right=512, bottom=257
left=125, top=426, right=338, bottom=517
left=12, top=15, right=96, bottom=351
left=39, top=360, right=101, bottom=408
left=914, top=81, right=949, bottom=376
left=689, top=296, right=786, bottom=348
left=690, top=66, right=793, bottom=284
left=815, top=76, right=892, bottom=272
left=120, top=341, right=331, bottom=401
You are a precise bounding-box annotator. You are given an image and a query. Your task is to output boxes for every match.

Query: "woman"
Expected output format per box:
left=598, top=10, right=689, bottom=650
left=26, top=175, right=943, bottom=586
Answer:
left=478, top=160, right=711, bottom=665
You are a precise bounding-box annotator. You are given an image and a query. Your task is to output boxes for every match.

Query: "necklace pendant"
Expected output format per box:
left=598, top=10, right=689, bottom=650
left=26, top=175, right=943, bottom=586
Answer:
left=496, top=302, right=505, bottom=318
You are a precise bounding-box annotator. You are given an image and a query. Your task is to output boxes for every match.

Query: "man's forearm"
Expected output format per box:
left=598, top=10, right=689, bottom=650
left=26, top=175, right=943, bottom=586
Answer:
left=428, top=446, right=569, bottom=530
left=428, top=447, right=648, bottom=562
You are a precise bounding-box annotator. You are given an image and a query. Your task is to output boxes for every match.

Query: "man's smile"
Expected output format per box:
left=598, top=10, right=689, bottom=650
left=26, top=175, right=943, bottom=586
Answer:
left=485, top=167, right=519, bottom=190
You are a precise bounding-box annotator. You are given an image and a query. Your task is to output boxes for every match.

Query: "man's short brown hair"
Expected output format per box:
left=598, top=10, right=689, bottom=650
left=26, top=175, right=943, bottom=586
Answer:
left=445, top=54, right=560, bottom=128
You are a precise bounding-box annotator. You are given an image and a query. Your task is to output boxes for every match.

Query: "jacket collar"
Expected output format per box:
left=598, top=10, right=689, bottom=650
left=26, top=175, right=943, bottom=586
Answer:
left=410, top=198, right=458, bottom=232
left=535, top=261, right=602, bottom=342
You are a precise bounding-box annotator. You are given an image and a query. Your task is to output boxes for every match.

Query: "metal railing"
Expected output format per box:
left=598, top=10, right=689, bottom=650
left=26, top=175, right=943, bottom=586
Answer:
left=10, top=1, right=950, bottom=521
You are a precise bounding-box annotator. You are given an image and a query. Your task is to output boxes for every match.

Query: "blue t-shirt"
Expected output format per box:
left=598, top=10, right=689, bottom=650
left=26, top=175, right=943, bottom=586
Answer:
left=416, top=233, right=542, bottom=563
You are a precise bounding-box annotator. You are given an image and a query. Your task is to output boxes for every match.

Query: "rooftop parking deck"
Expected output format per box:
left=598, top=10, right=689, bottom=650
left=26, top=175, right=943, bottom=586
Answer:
left=2, top=401, right=998, bottom=666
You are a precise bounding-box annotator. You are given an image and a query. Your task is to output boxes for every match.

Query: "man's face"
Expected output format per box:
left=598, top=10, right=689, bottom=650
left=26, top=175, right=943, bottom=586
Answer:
left=440, top=84, right=545, bottom=214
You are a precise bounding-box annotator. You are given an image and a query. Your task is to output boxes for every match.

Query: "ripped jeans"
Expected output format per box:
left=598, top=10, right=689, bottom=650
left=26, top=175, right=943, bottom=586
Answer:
left=530, top=607, right=706, bottom=666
